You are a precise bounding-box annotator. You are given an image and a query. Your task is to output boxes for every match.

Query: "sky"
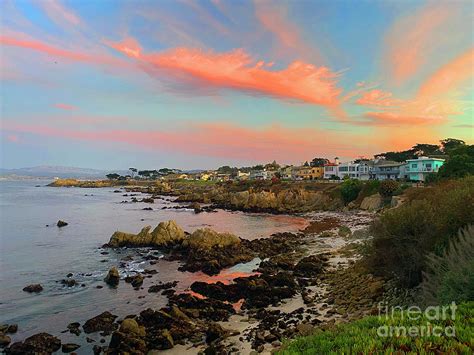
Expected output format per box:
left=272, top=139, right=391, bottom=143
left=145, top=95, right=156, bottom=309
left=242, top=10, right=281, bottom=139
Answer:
left=1, top=0, right=473, bottom=170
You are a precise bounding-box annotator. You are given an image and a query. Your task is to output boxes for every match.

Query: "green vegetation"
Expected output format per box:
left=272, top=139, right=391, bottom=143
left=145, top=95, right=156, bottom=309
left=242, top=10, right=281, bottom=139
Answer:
left=373, top=138, right=465, bottom=163
left=420, top=225, right=474, bottom=306
left=437, top=144, right=474, bottom=180
left=378, top=180, right=400, bottom=198
left=279, top=302, right=474, bottom=354
left=367, top=176, right=474, bottom=287
left=339, top=179, right=362, bottom=204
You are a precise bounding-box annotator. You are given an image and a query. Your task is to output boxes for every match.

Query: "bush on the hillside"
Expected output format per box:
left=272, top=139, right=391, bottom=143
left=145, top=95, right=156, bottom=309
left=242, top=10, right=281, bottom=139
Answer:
left=378, top=180, right=400, bottom=198
left=420, top=225, right=474, bottom=306
left=367, top=176, right=474, bottom=288
left=340, top=179, right=363, bottom=204
left=424, top=172, right=439, bottom=184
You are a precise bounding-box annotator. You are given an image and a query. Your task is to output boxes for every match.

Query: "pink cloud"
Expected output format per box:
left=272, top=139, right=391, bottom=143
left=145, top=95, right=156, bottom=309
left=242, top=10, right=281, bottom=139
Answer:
left=108, top=39, right=342, bottom=107
left=356, top=89, right=403, bottom=107
left=2, top=121, right=369, bottom=162
left=384, top=3, right=456, bottom=85
left=418, top=48, right=474, bottom=98
left=54, top=103, right=77, bottom=111
left=38, top=0, right=81, bottom=27
left=7, top=134, right=20, bottom=143
left=253, top=0, right=322, bottom=62
left=0, top=35, right=129, bottom=68
left=363, top=111, right=446, bottom=126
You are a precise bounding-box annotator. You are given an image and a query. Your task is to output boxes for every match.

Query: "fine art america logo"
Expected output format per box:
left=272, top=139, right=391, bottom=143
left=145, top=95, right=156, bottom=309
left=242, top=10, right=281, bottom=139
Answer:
left=377, top=302, right=457, bottom=338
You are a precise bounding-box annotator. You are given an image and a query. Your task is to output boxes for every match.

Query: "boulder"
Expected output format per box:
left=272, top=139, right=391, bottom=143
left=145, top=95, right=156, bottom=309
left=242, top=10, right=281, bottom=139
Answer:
left=57, top=220, right=68, bottom=227
left=182, top=228, right=240, bottom=250
left=83, top=311, right=118, bottom=334
left=104, top=267, right=120, bottom=287
left=0, top=334, right=11, bottom=347
left=61, top=343, right=80, bottom=353
left=130, top=274, right=144, bottom=289
left=119, top=318, right=145, bottom=337
left=6, top=333, right=61, bottom=353
left=108, top=220, right=185, bottom=248
left=22, top=284, right=43, bottom=293
left=360, top=194, right=383, bottom=211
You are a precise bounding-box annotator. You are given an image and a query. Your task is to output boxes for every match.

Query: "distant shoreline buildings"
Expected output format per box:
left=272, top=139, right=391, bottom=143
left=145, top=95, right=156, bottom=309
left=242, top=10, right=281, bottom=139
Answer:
left=152, top=156, right=445, bottom=183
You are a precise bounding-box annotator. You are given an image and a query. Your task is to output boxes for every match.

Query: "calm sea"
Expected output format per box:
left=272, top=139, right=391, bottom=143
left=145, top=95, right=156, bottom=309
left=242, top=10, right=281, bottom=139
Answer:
left=0, top=180, right=308, bottom=349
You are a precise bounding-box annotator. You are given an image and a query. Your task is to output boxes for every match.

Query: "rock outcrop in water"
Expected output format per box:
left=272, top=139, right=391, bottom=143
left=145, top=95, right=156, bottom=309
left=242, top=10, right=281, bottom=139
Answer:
left=22, top=284, right=43, bottom=293
left=107, top=221, right=252, bottom=275
left=104, top=267, right=120, bottom=287
left=108, top=220, right=185, bottom=248
left=176, top=187, right=341, bottom=213
left=182, top=228, right=240, bottom=250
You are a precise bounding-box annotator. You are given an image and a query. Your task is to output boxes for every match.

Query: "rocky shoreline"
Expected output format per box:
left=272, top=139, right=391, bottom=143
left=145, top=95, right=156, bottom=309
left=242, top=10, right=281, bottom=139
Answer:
left=2, top=208, right=387, bottom=354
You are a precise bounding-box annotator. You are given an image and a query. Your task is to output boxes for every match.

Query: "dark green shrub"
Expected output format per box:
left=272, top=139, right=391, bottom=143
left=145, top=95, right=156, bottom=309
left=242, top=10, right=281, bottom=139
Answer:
left=367, top=176, right=474, bottom=288
left=378, top=180, right=400, bottom=197
left=420, top=225, right=474, bottom=306
left=340, top=179, right=362, bottom=204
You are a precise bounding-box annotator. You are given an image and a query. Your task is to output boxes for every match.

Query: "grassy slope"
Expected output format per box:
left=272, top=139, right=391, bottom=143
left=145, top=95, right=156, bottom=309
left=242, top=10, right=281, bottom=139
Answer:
left=279, top=302, right=474, bottom=354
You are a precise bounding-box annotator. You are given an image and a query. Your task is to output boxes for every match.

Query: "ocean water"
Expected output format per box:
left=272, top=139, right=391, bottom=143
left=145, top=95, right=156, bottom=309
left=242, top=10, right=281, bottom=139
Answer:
left=0, top=180, right=308, bottom=347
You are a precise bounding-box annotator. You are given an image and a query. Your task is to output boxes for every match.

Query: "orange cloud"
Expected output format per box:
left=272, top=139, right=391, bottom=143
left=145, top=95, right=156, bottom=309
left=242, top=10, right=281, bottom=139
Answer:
left=54, top=103, right=77, bottom=110
left=38, top=0, right=81, bottom=27
left=1, top=35, right=90, bottom=61
left=2, top=121, right=369, bottom=162
left=356, top=89, right=403, bottom=107
left=418, top=48, right=474, bottom=98
left=253, top=0, right=321, bottom=62
left=104, top=37, right=141, bottom=58
left=0, top=35, right=128, bottom=68
left=109, top=39, right=342, bottom=107
left=363, top=111, right=446, bottom=126
left=384, top=3, right=456, bottom=85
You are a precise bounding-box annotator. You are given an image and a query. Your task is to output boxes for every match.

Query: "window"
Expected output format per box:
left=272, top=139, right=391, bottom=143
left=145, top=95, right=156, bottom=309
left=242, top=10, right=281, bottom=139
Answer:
left=411, top=163, right=417, bottom=168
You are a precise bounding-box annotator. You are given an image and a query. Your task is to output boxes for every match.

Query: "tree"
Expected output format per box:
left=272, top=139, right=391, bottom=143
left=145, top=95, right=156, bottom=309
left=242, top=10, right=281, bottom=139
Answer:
left=129, top=167, right=137, bottom=178
left=264, top=160, right=280, bottom=170
left=412, top=144, right=442, bottom=157
left=310, top=158, right=329, bottom=167
left=440, top=138, right=465, bottom=153
left=438, top=144, right=474, bottom=179
left=106, top=173, right=120, bottom=180
left=303, top=161, right=309, bottom=167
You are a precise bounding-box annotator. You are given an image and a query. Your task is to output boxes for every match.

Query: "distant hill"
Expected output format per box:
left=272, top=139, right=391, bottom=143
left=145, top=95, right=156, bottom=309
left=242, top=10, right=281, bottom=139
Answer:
left=0, top=166, right=127, bottom=179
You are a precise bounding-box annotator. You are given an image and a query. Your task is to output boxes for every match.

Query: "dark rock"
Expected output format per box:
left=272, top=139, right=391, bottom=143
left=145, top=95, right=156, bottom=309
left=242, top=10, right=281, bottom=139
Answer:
left=206, top=322, right=226, bottom=344
left=66, top=273, right=73, bottom=278
left=61, top=279, right=77, bottom=287
left=131, top=274, right=144, bottom=289
left=0, top=334, right=11, bottom=347
left=6, top=332, right=61, bottom=353
left=67, top=322, right=81, bottom=336
left=22, top=284, right=43, bottom=293
left=57, top=220, right=68, bottom=227
left=142, top=207, right=153, bottom=211
left=104, top=267, right=120, bottom=287
left=83, top=311, right=118, bottom=334
left=294, top=255, right=327, bottom=277
left=61, top=343, right=80, bottom=353
left=148, top=281, right=177, bottom=293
